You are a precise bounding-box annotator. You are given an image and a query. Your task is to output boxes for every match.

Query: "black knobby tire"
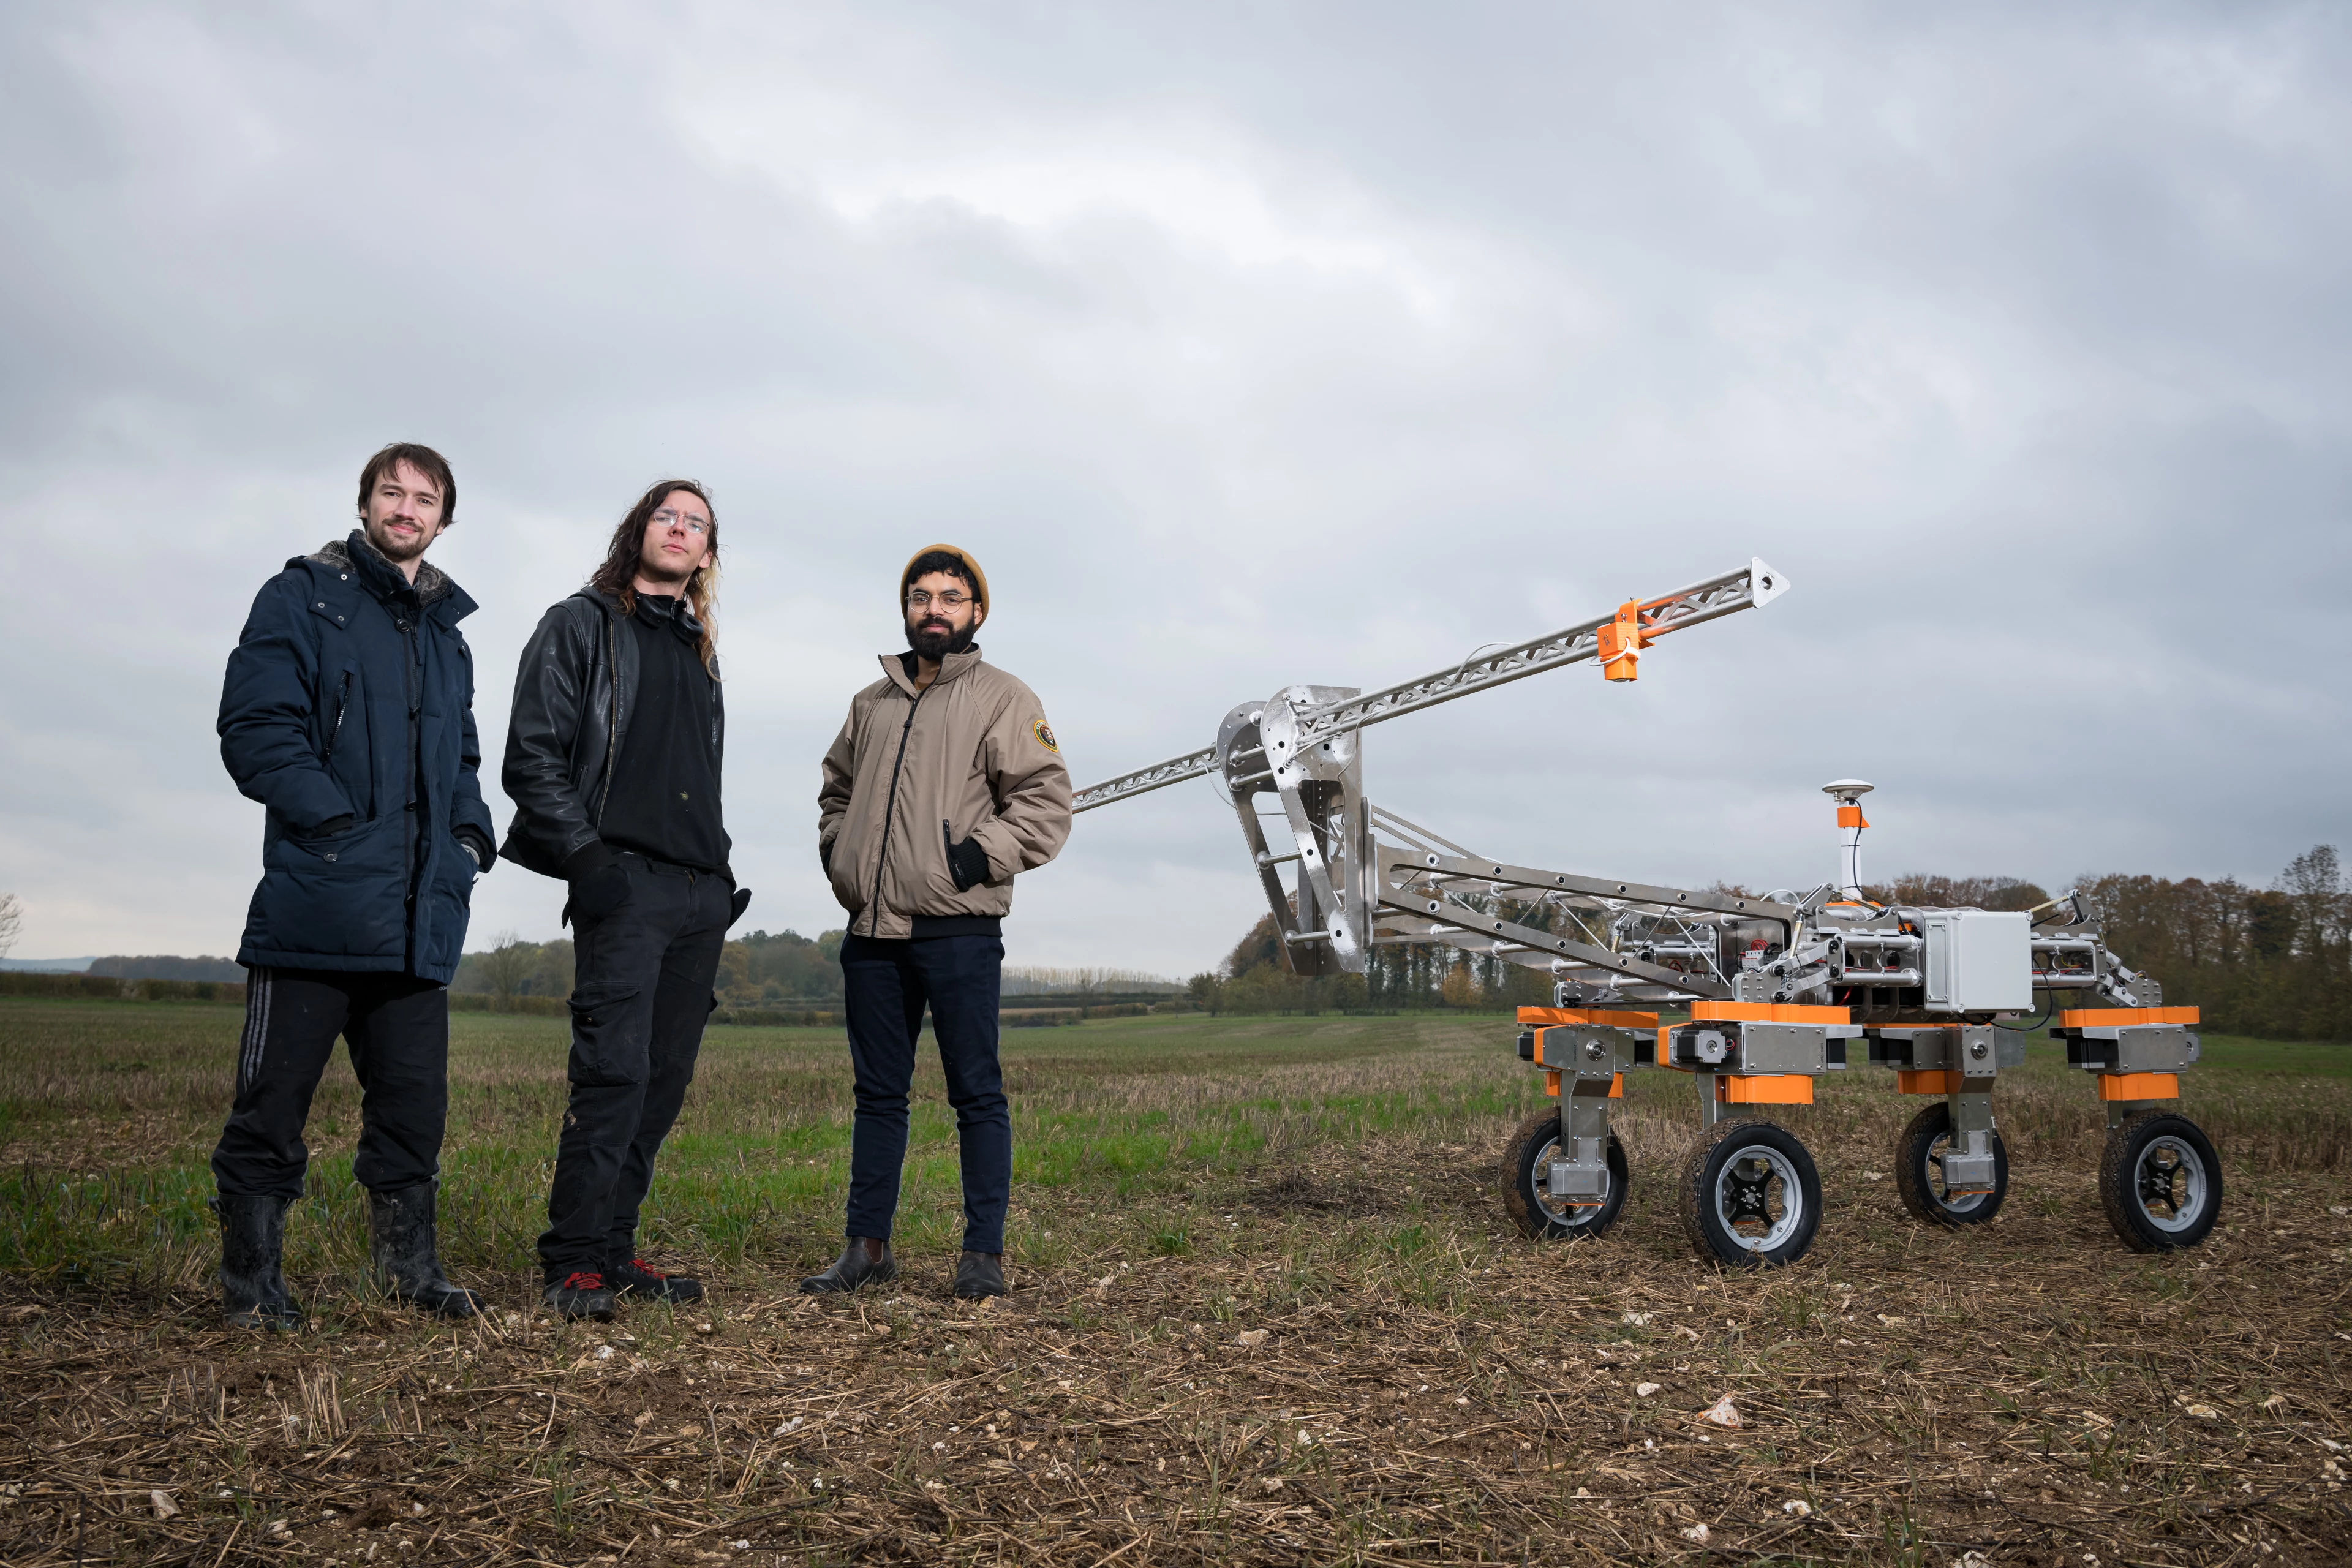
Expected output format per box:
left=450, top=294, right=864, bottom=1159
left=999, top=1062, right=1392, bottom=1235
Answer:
left=2100, top=1110, right=2223, bottom=1252
left=1499, top=1109, right=1629, bottom=1241
left=1893, top=1102, right=2009, bottom=1227
left=1677, top=1118, right=1822, bottom=1268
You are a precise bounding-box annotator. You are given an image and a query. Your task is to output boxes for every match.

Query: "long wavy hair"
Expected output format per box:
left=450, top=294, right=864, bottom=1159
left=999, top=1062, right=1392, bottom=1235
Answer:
left=589, top=480, right=720, bottom=674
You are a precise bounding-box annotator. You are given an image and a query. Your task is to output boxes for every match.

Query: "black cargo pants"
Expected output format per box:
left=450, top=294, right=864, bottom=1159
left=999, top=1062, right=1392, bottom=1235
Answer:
left=212, top=967, right=449, bottom=1200
left=537, top=854, right=729, bottom=1283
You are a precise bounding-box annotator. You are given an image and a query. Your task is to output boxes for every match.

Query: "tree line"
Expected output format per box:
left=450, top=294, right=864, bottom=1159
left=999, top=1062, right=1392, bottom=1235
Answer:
left=455, top=927, right=846, bottom=1012
left=1183, top=845, right=2348, bottom=1041
left=2078, top=845, right=2347, bottom=1041
left=454, top=934, right=1188, bottom=1014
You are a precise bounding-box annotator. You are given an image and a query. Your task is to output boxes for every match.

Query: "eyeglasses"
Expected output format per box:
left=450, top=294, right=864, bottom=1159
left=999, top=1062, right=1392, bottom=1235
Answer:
left=652, top=508, right=710, bottom=537
left=905, top=590, right=971, bottom=611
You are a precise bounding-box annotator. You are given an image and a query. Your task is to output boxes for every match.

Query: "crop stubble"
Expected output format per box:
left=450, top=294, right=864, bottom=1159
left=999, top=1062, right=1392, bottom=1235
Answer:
left=2, top=1003, right=2349, bottom=1564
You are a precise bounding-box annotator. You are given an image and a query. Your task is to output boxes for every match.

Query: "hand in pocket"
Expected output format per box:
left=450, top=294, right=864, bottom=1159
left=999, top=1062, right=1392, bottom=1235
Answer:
left=566, top=843, right=633, bottom=922
left=944, top=820, right=991, bottom=892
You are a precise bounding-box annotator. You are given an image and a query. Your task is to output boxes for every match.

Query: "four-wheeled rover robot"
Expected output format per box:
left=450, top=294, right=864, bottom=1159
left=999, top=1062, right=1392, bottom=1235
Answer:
left=1074, top=562, right=2220, bottom=1267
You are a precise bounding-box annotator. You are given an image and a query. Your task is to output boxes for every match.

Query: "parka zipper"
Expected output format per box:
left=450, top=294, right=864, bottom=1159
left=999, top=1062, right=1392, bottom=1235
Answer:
left=864, top=683, right=929, bottom=937
left=394, top=611, right=421, bottom=937
left=323, top=669, right=352, bottom=762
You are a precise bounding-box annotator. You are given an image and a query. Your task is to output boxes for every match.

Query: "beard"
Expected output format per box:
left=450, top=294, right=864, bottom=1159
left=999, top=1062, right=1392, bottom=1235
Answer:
left=363, top=516, right=431, bottom=564
left=907, top=614, right=977, bottom=661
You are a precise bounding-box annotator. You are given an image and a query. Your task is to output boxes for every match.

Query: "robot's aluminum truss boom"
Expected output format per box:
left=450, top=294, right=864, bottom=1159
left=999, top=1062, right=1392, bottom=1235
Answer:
left=1072, top=556, right=1798, bottom=999
left=1071, top=557, right=1789, bottom=815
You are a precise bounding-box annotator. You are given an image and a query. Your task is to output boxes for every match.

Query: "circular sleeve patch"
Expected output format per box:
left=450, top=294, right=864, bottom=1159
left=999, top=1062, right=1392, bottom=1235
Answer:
left=1032, top=718, right=1059, bottom=753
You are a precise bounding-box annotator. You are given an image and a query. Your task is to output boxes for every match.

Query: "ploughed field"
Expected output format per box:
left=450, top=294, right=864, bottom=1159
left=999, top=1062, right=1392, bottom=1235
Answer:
left=2, top=999, right=2350, bottom=1566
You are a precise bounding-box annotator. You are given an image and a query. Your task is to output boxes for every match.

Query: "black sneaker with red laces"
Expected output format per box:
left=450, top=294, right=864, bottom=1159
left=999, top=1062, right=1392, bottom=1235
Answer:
left=543, top=1270, right=617, bottom=1321
left=608, top=1257, right=703, bottom=1303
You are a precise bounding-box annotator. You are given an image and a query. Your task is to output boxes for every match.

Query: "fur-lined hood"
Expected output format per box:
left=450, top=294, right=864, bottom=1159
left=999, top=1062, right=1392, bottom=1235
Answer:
left=311, top=531, right=457, bottom=605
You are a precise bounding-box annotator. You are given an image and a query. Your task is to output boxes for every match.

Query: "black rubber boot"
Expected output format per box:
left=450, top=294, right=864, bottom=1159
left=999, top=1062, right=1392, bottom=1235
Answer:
left=215, top=1193, right=303, bottom=1330
left=797, top=1237, right=897, bottom=1295
left=952, top=1251, right=1008, bottom=1301
left=368, top=1183, right=483, bottom=1319
left=608, top=1257, right=704, bottom=1303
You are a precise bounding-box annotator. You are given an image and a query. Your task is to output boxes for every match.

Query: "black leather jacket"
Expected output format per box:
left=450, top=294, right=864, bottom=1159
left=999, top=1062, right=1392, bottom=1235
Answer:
left=499, top=589, right=725, bottom=878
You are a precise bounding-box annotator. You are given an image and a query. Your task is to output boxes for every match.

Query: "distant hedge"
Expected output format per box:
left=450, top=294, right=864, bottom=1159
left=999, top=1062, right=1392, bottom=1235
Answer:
left=448, top=992, right=567, bottom=1017
left=1001, top=1001, right=1174, bottom=1028
left=0, top=972, right=246, bottom=1005
left=87, top=954, right=245, bottom=983
left=0, top=975, right=1191, bottom=1030
left=705, top=1001, right=1181, bottom=1030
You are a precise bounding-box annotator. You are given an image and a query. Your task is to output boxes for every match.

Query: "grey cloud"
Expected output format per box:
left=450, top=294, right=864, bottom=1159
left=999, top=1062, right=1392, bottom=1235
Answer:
left=0, top=1, right=2344, bottom=975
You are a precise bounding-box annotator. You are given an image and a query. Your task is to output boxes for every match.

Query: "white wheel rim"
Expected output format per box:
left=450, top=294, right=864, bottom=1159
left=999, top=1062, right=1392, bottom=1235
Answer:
left=2133, top=1134, right=2209, bottom=1233
left=1713, top=1142, right=1804, bottom=1252
left=1531, top=1134, right=1609, bottom=1225
left=1926, top=1132, right=1992, bottom=1215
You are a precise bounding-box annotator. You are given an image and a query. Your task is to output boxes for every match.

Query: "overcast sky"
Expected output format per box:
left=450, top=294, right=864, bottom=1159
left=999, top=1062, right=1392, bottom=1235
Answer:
left=2, top=2, right=2346, bottom=974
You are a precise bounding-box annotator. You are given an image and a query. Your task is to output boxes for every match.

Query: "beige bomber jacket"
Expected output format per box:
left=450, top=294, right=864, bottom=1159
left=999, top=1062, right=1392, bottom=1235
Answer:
left=818, top=646, right=1074, bottom=939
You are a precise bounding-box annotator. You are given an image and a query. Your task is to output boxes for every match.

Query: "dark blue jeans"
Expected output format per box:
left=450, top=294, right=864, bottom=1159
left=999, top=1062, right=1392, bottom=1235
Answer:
left=839, top=932, right=1009, bottom=1254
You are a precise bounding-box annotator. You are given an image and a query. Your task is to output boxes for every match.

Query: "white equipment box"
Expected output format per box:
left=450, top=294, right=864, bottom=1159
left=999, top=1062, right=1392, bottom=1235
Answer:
left=1920, top=910, right=2032, bottom=1012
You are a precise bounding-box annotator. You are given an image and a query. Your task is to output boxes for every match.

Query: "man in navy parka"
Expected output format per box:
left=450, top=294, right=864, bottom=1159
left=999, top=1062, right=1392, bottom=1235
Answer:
left=211, top=442, right=497, bottom=1327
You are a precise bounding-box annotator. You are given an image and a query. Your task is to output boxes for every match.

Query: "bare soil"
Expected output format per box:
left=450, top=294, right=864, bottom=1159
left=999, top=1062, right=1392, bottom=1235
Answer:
left=5, top=1131, right=2348, bottom=1566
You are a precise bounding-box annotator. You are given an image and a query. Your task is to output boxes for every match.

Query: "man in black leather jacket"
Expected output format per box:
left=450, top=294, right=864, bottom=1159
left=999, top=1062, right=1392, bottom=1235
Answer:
left=501, top=479, right=749, bottom=1321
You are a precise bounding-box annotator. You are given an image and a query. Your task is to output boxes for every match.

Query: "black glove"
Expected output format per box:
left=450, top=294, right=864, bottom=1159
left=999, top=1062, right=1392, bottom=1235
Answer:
left=564, top=841, right=632, bottom=923
left=298, top=813, right=356, bottom=839
left=944, top=821, right=991, bottom=892
left=729, top=886, right=753, bottom=927
left=454, top=826, right=496, bottom=875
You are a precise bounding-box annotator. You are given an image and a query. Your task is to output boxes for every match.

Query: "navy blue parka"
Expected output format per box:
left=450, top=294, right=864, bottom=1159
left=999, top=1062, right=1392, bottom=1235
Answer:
left=219, top=532, right=497, bottom=984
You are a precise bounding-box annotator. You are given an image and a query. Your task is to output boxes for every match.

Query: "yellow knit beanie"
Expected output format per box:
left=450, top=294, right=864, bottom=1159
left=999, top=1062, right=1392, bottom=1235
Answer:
left=900, top=544, right=989, bottom=612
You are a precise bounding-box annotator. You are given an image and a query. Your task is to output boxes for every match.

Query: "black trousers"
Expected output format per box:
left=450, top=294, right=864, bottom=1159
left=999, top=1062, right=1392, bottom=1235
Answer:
left=538, top=856, right=729, bottom=1282
left=212, top=967, right=449, bottom=1201
left=839, top=932, right=1010, bottom=1254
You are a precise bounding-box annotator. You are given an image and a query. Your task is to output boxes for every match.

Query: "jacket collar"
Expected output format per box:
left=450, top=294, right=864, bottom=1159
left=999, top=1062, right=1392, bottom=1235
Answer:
left=631, top=588, right=706, bottom=646
left=582, top=586, right=703, bottom=635
left=879, top=643, right=982, bottom=698
left=312, top=532, right=475, bottom=621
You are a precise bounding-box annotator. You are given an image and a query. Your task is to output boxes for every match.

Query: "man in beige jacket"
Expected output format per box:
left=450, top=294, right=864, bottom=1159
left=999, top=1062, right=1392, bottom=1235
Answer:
left=805, top=545, right=1072, bottom=1298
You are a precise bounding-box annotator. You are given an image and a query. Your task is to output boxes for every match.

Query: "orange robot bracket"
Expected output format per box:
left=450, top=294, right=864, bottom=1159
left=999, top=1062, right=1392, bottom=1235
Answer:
left=2097, top=1072, right=2180, bottom=1101
left=1716, top=1076, right=1815, bottom=1106
left=2060, top=1006, right=2200, bottom=1028
left=1518, top=1006, right=1661, bottom=1029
